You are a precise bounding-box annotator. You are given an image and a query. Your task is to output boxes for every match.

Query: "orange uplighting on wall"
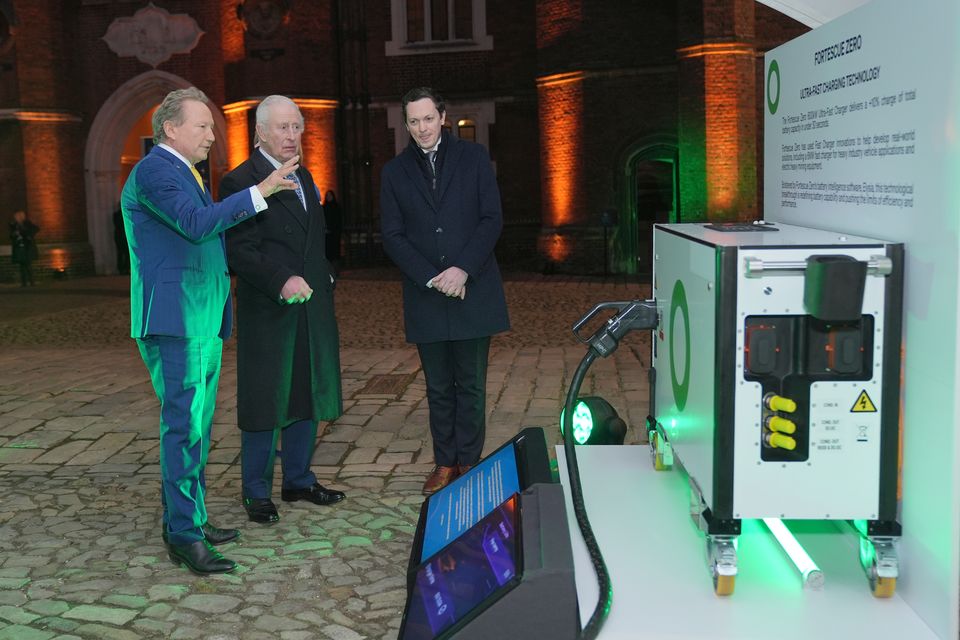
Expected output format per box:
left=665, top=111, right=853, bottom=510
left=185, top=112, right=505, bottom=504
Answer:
left=22, top=121, right=67, bottom=242
left=294, top=98, right=338, bottom=196
left=679, top=42, right=756, bottom=220
left=49, top=248, right=67, bottom=270
left=536, top=72, right=584, bottom=228
left=705, top=52, right=738, bottom=215
left=222, top=99, right=258, bottom=172
left=545, top=233, right=572, bottom=262
left=220, top=0, right=245, bottom=64
left=537, top=0, right=583, bottom=47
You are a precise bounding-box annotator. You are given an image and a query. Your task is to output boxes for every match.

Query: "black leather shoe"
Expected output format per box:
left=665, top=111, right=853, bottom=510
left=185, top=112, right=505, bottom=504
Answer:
left=161, top=523, right=240, bottom=546
left=167, top=539, right=237, bottom=575
left=202, top=523, right=240, bottom=546
left=281, top=483, right=346, bottom=506
left=243, top=497, right=280, bottom=524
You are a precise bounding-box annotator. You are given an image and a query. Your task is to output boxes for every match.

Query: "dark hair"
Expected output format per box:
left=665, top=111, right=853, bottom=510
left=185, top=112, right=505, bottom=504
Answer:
left=401, top=87, right=445, bottom=121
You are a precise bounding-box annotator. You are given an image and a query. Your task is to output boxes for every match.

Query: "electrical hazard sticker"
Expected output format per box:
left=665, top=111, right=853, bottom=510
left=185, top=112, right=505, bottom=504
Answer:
left=851, top=390, right=877, bottom=413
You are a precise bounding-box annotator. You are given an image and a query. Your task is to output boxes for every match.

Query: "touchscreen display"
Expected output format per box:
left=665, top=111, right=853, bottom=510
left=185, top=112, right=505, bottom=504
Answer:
left=400, top=494, right=521, bottom=640
left=420, top=443, right=521, bottom=562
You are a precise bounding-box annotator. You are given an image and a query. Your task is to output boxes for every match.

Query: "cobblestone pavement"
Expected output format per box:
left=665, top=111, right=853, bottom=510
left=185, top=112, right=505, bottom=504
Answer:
left=0, top=271, right=651, bottom=640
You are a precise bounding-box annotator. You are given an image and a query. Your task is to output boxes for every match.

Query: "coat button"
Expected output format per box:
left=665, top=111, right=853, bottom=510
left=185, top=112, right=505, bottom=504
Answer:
left=284, top=225, right=293, bottom=234
left=440, top=255, right=446, bottom=262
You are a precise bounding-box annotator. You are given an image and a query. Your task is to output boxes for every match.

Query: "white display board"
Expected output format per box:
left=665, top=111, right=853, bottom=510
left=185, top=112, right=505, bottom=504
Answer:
left=763, top=2, right=960, bottom=638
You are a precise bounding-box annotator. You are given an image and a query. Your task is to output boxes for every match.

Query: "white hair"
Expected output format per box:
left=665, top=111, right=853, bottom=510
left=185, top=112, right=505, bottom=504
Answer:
left=254, top=95, right=303, bottom=145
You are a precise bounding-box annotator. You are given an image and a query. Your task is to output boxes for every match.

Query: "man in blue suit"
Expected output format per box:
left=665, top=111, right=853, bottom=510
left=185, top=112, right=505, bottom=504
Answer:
left=380, top=87, right=510, bottom=496
left=122, top=87, right=298, bottom=574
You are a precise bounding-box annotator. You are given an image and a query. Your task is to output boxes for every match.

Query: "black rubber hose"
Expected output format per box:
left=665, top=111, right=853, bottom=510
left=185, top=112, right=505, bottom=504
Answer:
left=561, top=347, right=612, bottom=640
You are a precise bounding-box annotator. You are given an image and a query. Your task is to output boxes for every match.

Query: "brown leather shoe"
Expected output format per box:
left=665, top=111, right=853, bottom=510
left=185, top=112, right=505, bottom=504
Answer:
left=457, top=464, right=474, bottom=476
left=422, top=465, right=459, bottom=496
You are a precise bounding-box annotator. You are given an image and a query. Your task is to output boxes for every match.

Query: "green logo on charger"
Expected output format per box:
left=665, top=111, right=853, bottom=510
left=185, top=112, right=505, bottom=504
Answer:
left=669, top=280, right=691, bottom=412
left=767, top=59, right=781, bottom=115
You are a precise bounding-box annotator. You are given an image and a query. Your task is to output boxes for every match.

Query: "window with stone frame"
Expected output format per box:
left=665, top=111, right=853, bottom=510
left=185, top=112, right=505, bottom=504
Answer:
left=386, top=0, right=492, bottom=56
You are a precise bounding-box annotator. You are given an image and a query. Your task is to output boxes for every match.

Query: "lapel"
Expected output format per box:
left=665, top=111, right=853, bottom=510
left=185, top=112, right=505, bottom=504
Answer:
left=153, top=146, right=210, bottom=204
left=398, top=144, right=439, bottom=213
left=437, top=135, right=462, bottom=203
left=298, top=166, right=324, bottom=258
left=198, top=175, right=212, bottom=205
left=250, top=150, right=308, bottom=231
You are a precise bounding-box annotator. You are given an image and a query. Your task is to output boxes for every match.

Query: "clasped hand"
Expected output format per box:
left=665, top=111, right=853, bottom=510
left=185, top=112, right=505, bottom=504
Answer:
left=431, top=266, right=467, bottom=300
left=281, top=275, right=313, bottom=304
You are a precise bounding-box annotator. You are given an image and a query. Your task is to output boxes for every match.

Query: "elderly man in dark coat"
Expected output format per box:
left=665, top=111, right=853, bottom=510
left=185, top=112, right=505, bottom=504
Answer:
left=380, top=87, right=510, bottom=496
left=220, top=95, right=345, bottom=524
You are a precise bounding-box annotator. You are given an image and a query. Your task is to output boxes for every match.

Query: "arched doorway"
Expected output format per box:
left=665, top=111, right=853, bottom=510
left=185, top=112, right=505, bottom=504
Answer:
left=612, top=138, right=679, bottom=276
left=84, top=70, right=229, bottom=274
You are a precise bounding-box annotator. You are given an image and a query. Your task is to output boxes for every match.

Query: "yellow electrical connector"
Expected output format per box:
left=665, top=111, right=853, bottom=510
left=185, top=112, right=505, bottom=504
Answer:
left=765, top=432, right=797, bottom=450
left=765, top=415, right=797, bottom=434
left=763, top=393, right=797, bottom=413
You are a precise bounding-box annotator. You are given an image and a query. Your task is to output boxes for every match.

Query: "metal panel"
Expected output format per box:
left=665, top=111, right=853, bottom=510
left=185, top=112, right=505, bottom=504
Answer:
left=652, top=227, right=720, bottom=508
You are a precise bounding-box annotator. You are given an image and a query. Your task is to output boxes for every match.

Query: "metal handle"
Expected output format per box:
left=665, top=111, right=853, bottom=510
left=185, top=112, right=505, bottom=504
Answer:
left=744, top=255, right=892, bottom=277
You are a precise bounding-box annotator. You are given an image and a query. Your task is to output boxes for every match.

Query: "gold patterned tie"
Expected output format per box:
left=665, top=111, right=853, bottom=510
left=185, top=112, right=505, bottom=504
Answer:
left=189, top=165, right=205, bottom=192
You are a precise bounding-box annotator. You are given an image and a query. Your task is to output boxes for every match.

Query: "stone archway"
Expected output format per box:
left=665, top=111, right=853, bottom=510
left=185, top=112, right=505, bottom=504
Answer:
left=84, top=70, right=229, bottom=274
left=611, top=136, right=679, bottom=276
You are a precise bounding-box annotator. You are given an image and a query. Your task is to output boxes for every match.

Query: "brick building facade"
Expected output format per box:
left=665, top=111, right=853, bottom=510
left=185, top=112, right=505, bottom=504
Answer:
left=0, top=0, right=806, bottom=282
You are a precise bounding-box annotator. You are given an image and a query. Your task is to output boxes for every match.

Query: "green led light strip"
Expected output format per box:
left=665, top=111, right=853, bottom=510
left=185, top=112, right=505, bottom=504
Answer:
left=763, top=518, right=824, bottom=590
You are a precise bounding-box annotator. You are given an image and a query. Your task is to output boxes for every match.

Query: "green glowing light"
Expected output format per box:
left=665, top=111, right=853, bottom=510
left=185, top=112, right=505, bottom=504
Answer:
left=763, top=518, right=824, bottom=589
left=559, top=401, right=594, bottom=445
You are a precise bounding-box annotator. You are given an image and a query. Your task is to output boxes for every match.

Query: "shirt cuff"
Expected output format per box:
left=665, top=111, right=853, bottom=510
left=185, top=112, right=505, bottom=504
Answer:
left=249, top=186, right=268, bottom=212
left=426, top=279, right=434, bottom=288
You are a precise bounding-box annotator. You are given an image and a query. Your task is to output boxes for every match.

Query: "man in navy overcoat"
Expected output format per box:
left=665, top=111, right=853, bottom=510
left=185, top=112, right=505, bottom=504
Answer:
left=380, top=87, right=510, bottom=495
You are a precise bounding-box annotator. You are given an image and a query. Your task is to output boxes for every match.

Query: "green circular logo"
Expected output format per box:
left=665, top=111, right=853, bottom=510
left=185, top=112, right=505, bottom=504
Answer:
left=767, top=59, right=781, bottom=115
left=669, top=280, right=691, bottom=412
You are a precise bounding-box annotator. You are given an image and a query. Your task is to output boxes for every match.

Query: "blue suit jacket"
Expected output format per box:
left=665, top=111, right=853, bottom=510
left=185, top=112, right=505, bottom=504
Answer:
left=121, top=146, right=258, bottom=339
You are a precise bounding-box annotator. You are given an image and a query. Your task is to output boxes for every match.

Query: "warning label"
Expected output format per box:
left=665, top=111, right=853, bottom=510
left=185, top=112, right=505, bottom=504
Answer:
left=851, top=389, right=877, bottom=413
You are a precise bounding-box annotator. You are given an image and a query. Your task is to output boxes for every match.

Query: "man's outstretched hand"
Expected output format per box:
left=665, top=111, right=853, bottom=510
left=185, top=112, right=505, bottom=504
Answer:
left=257, top=156, right=300, bottom=198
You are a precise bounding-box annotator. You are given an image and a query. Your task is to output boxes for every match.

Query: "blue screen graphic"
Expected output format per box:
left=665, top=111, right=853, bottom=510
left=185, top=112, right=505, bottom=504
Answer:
left=420, top=444, right=521, bottom=562
left=401, top=495, right=520, bottom=640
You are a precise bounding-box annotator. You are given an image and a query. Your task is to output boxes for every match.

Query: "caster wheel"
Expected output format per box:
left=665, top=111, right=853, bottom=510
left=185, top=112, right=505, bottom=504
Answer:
left=714, top=574, right=735, bottom=596
left=872, top=576, right=896, bottom=598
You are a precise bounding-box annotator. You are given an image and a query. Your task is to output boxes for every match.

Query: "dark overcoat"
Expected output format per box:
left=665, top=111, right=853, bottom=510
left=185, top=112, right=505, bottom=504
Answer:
left=220, top=151, right=342, bottom=432
left=380, top=133, right=510, bottom=343
left=10, top=220, right=39, bottom=264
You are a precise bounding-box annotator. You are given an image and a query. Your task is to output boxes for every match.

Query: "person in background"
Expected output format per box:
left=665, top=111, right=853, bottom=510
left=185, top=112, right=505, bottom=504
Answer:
left=380, top=87, right=510, bottom=496
left=122, top=86, right=298, bottom=574
left=113, top=203, right=130, bottom=274
left=220, top=95, right=345, bottom=526
left=9, top=210, right=39, bottom=287
left=323, top=190, right=342, bottom=274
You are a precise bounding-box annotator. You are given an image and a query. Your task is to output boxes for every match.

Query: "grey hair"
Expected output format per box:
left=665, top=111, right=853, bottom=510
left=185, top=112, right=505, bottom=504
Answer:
left=254, top=95, right=303, bottom=145
left=152, top=87, right=209, bottom=144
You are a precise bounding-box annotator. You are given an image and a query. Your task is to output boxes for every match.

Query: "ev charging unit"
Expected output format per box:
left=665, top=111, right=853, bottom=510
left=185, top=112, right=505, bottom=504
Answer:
left=648, top=221, right=903, bottom=597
